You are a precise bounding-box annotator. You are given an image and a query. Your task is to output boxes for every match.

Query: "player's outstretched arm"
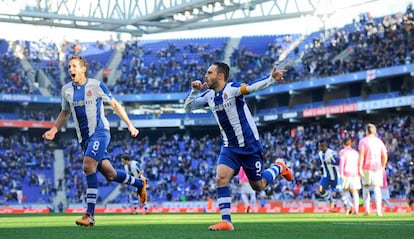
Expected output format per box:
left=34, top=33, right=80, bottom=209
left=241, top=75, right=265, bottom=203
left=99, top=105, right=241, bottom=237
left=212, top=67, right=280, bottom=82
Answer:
left=240, top=65, right=287, bottom=95
left=271, top=65, right=287, bottom=82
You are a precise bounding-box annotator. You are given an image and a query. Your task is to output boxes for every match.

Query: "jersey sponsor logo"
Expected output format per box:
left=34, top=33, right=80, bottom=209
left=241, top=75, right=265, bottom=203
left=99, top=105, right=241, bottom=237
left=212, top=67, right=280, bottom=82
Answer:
left=73, top=99, right=95, bottom=107
left=213, top=104, right=224, bottom=111
left=213, top=101, right=233, bottom=112
left=223, top=101, right=232, bottom=108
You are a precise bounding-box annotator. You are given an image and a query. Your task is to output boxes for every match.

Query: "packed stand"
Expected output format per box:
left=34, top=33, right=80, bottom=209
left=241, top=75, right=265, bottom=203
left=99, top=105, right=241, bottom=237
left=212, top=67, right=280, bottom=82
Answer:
left=286, top=7, right=414, bottom=82
left=0, top=115, right=412, bottom=207
left=111, top=38, right=228, bottom=94
left=0, top=133, right=55, bottom=205
left=21, top=39, right=62, bottom=96
left=230, top=34, right=300, bottom=83
left=0, top=39, right=41, bottom=95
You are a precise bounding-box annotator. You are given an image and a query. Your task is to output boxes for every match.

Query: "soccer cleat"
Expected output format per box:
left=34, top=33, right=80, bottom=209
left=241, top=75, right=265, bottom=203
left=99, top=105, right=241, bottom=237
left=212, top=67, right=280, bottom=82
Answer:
left=329, top=202, right=337, bottom=213
left=143, top=204, right=149, bottom=215
left=275, top=159, right=294, bottom=181
left=208, top=220, right=234, bottom=231
left=75, top=214, right=95, bottom=227
left=138, top=176, right=148, bottom=204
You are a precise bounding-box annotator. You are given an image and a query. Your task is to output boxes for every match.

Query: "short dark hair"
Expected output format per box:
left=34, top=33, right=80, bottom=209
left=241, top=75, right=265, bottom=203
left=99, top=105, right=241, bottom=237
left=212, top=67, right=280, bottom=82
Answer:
left=342, top=137, right=351, bottom=145
left=213, top=61, right=230, bottom=81
left=121, top=155, right=130, bottom=161
left=318, top=139, right=327, bottom=146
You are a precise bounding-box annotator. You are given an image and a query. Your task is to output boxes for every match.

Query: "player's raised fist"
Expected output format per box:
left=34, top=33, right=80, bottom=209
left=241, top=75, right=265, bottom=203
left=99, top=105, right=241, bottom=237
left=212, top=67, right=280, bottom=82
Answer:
left=191, top=80, right=207, bottom=90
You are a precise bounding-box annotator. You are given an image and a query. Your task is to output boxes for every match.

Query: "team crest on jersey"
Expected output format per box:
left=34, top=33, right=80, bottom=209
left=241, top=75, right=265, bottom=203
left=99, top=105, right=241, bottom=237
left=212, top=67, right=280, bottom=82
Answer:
left=223, top=93, right=228, bottom=100
left=87, top=90, right=92, bottom=97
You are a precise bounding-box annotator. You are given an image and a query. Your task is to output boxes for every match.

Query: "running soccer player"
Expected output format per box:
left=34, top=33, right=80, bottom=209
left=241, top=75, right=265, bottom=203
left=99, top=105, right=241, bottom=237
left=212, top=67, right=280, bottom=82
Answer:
left=317, top=139, right=349, bottom=213
left=121, top=155, right=149, bottom=214
left=42, top=55, right=147, bottom=226
left=184, top=62, right=293, bottom=231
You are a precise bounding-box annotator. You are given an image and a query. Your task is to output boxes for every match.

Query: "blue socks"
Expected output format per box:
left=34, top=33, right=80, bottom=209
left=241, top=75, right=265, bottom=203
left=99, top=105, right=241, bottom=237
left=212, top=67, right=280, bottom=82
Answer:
left=217, top=186, right=232, bottom=222
left=86, top=173, right=98, bottom=216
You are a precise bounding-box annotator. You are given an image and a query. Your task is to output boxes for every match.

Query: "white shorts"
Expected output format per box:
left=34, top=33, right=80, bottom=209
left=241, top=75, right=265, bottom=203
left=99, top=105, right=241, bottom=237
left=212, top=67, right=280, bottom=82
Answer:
left=240, top=182, right=256, bottom=195
left=381, top=188, right=390, bottom=200
left=342, top=176, right=361, bottom=191
left=362, top=170, right=383, bottom=187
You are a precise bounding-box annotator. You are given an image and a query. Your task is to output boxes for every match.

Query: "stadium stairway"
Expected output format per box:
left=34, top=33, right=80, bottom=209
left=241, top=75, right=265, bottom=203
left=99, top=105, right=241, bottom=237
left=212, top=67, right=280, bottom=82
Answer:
left=223, top=37, right=241, bottom=62
left=105, top=42, right=125, bottom=86
left=52, top=149, right=67, bottom=211
left=10, top=41, right=53, bottom=96
left=223, top=36, right=242, bottom=76
left=278, top=34, right=306, bottom=67
left=92, top=42, right=123, bottom=84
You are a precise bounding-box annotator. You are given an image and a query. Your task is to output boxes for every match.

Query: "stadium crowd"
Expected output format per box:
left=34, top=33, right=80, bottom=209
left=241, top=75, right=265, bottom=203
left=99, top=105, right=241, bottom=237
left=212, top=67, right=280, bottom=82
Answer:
left=0, top=6, right=414, bottom=209
left=0, top=114, right=413, bottom=207
left=0, top=5, right=412, bottom=96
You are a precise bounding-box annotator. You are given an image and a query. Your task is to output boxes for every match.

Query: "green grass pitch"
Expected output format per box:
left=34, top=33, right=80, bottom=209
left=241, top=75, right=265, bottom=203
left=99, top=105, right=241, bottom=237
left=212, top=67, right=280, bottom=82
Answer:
left=0, top=213, right=413, bottom=239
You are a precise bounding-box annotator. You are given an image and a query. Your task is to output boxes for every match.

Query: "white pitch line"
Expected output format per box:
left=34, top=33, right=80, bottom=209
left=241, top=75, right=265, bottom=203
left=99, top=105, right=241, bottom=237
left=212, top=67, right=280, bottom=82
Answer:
left=333, top=222, right=413, bottom=226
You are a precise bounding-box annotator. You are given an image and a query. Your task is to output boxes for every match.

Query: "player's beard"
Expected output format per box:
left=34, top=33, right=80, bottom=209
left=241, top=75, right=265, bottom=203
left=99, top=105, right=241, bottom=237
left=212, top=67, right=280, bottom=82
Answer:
left=207, top=77, right=219, bottom=90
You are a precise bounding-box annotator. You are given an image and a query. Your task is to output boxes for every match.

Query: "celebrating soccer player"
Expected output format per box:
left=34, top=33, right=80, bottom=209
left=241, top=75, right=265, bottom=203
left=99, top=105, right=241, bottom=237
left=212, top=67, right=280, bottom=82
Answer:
left=42, top=55, right=147, bottom=226
left=184, top=61, right=293, bottom=231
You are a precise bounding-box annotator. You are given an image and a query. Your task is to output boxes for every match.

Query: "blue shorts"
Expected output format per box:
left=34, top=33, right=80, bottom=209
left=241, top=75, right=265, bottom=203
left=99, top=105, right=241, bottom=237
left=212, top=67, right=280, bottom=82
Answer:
left=81, top=129, right=111, bottom=162
left=218, top=146, right=264, bottom=182
left=319, top=177, right=343, bottom=192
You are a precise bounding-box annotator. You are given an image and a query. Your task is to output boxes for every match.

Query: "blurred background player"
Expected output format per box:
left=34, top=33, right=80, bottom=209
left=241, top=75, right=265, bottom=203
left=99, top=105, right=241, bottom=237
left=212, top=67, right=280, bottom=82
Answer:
left=238, top=167, right=257, bottom=213
left=317, top=139, right=349, bottom=213
left=339, top=137, right=361, bottom=215
left=121, top=155, right=149, bottom=214
left=358, top=123, right=388, bottom=216
left=129, top=191, right=144, bottom=215
left=381, top=171, right=393, bottom=212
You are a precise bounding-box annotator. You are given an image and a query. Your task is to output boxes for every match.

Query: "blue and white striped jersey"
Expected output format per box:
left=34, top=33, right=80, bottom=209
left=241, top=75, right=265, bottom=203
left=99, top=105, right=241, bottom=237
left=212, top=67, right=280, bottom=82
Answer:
left=125, top=160, right=143, bottom=178
left=318, top=148, right=340, bottom=180
left=61, top=78, right=113, bottom=144
left=185, top=76, right=276, bottom=151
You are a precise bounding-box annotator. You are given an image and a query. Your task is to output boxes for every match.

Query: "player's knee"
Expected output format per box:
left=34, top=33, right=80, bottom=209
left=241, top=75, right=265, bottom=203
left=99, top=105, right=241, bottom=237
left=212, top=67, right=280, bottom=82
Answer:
left=104, top=171, right=117, bottom=181
left=251, top=184, right=263, bottom=191
left=249, top=181, right=265, bottom=191
left=215, top=175, right=230, bottom=187
left=82, top=164, right=95, bottom=175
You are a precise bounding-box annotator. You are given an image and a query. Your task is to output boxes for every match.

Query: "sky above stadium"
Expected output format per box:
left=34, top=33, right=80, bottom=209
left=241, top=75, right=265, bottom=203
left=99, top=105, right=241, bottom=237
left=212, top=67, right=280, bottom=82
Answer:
left=0, top=0, right=412, bottom=42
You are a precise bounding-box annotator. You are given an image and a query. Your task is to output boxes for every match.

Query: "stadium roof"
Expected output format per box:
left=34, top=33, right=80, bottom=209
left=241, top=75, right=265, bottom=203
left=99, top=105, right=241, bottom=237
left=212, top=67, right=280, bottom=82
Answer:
left=0, top=0, right=388, bottom=37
